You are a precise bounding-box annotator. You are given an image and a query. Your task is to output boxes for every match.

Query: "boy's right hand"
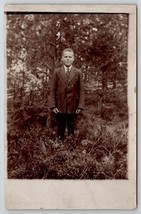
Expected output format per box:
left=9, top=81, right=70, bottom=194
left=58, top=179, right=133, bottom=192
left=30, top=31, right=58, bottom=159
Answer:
left=53, top=108, right=59, bottom=114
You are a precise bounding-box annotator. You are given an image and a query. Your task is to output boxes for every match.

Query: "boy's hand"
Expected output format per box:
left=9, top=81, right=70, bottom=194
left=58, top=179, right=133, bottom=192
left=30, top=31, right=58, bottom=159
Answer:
left=53, top=108, right=59, bottom=114
left=75, top=108, right=81, bottom=114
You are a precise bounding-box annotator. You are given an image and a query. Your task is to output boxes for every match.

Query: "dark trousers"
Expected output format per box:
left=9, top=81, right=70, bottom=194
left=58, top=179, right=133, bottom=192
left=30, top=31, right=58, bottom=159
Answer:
left=56, top=113, right=76, bottom=140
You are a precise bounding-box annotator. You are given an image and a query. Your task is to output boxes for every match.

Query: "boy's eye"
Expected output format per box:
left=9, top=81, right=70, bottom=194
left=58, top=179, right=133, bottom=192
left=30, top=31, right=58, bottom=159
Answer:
left=64, top=55, right=73, bottom=59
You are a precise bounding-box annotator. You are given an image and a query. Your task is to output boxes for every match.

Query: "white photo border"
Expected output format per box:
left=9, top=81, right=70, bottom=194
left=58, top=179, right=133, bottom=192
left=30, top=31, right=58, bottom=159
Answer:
left=4, top=4, right=136, bottom=210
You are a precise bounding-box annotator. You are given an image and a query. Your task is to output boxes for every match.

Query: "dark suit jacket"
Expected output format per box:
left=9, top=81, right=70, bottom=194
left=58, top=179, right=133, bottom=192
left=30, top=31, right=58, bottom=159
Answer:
left=50, top=65, right=85, bottom=113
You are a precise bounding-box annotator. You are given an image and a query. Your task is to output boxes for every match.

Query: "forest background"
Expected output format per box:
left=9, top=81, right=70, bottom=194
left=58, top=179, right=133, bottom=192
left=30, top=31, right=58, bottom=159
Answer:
left=7, top=13, right=128, bottom=179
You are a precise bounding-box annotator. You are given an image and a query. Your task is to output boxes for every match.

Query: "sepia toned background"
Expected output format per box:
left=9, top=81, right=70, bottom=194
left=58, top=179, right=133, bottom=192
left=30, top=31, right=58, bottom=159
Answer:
left=6, top=12, right=129, bottom=179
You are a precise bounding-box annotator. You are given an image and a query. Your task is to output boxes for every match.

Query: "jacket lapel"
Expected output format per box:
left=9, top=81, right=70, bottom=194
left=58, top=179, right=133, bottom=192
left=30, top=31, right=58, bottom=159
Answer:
left=59, top=65, right=76, bottom=84
left=60, top=66, right=67, bottom=83
left=68, top=66, right=76, bottom=83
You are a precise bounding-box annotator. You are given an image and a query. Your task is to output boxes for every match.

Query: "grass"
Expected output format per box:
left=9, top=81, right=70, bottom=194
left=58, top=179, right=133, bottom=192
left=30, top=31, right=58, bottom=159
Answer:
left=7, top=89, right=128, bottom=179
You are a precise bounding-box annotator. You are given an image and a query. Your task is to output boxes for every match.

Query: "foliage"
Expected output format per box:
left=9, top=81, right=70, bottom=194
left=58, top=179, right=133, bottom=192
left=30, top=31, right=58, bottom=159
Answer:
left=8, top=89, right=128, bottom=179
left=7, top=13, right=128, bottom=95
left=6, top=13, right=128, bottom=179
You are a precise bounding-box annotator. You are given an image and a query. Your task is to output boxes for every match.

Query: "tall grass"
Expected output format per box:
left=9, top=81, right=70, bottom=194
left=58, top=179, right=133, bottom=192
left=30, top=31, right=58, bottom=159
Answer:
left=8, top=100, right=128, bottom=179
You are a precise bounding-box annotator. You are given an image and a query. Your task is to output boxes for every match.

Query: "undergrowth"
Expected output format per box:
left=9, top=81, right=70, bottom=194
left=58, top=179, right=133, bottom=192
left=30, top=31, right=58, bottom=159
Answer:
left=7, top=92, right=128, bottom=179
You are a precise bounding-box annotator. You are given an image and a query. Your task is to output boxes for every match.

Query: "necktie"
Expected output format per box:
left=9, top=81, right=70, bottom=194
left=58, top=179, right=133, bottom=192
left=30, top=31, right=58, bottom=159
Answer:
left=66, top=67, right=70, bottom=80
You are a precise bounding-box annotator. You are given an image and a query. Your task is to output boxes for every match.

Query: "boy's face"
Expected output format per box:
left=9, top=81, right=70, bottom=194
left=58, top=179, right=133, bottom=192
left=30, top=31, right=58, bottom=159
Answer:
left=61, top=51, right=74, bottom=67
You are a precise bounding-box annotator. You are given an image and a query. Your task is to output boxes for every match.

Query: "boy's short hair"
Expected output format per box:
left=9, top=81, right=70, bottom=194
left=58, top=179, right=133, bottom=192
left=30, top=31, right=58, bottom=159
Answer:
left=61, top=48, right=74, bottom=57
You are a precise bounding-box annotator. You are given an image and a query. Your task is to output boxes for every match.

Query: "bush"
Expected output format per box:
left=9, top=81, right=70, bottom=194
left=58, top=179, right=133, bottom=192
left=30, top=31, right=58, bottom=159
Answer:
left=8, top=105, right=128, bottom=179
left=7, top=86, right=128, bottom=179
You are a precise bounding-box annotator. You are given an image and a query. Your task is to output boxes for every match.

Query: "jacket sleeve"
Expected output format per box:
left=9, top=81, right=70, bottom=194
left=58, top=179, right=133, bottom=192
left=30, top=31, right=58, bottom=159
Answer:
left=78, top=70, right=85, bottom=110
left=49, top=70, right=57, bottom=109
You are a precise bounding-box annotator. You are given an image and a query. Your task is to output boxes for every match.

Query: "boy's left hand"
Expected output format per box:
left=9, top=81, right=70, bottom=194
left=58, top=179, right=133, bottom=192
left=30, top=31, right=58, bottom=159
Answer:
left=75, top=109, right=81, bottom=114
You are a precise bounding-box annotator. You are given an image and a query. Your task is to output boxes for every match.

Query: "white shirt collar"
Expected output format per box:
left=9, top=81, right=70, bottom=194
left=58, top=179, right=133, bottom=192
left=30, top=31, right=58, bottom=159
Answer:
left=64, top=65, right=72, bottom=73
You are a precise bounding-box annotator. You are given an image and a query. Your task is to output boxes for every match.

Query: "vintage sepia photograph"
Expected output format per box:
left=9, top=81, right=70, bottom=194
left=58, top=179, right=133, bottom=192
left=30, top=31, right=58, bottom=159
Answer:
left=7, top=12, right=129, bottom=180
left=5, top=4, right=136, bottom=209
